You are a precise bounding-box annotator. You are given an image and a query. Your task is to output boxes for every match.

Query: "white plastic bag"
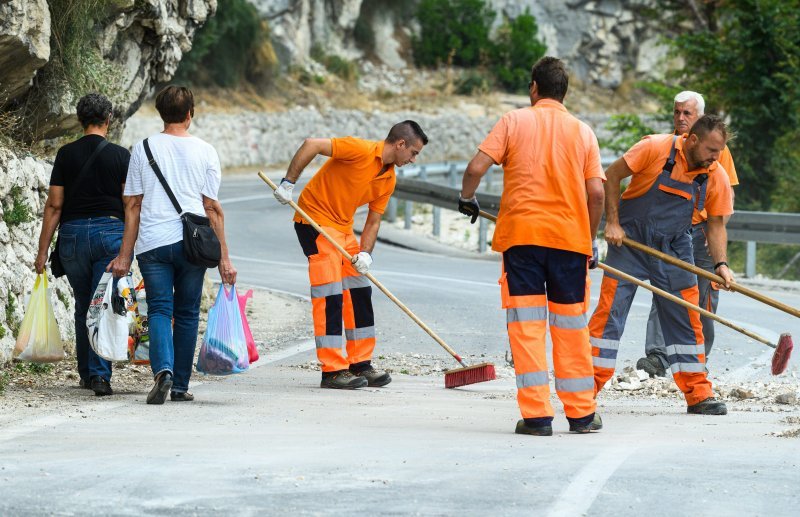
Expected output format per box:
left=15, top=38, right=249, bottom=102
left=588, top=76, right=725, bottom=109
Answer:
left=86, top=273, right=129, bottom=361
left=13, top=274, right=65, bottom=362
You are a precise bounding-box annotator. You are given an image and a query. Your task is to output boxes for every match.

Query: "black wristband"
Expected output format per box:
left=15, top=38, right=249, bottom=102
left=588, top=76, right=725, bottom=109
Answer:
left=713, top=261, right=728, bottom=271
left=281, top=177, right=295, bottom=185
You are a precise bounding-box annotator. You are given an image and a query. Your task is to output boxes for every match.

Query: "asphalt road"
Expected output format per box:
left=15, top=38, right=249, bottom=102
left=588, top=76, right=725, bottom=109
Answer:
left=1, top=172, right=798, bottom=516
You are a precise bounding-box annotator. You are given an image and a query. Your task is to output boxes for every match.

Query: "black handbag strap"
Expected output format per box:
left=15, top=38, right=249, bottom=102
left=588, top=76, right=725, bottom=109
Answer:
left=143, top=138, right=183, bottom=216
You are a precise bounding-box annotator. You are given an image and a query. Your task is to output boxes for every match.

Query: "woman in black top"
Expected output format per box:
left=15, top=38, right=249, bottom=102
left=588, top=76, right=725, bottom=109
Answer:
left=35, top=93, right=130, bottom=396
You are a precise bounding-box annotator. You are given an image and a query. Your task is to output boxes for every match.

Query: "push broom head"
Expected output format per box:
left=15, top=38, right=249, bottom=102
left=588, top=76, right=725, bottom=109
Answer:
left=771, top=333, right=794, bottom=375
left=444, top=362, right=496, bottom=388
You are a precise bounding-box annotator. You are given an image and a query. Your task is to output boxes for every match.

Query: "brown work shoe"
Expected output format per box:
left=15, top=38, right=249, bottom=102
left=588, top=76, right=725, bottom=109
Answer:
left=569, top=414, right=603, bottom=433
left=687, top=397, right=727, bottom=415
left=320, top=370, right=368, bottom=390
left=636, top=355, right=666, bottom=378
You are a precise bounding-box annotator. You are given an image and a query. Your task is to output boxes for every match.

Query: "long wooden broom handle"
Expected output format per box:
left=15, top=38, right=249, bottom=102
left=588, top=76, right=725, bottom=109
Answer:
left=598, top=263, right=775, bottom=349
left=477, top=210, right=775, bottom=348
left=259, top=172, right=467, bottom=367
left=622, top=237, right=800, bottom=319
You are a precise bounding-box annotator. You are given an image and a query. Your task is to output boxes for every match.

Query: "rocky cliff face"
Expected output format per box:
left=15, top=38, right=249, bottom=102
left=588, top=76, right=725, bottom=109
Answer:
left=251, top=0, right=665, bottom=89
left=0, top=0, right=215, bottom=361
left=1, top=0, right=216, bottom=140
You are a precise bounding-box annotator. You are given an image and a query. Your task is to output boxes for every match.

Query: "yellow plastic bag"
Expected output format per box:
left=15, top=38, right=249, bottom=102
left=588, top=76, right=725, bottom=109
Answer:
left=13, top=274, right=65, bottom=363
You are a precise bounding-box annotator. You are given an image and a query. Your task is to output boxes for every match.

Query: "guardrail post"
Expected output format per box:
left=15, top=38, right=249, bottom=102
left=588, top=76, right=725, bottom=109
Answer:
left=486, top=167, right=493, bottom=192
left=449, top=163, right=458, bottom=188
left=746, top=241, right=757, bottom=278
left=420, top=165, right=427, bottom=181
left=479, top=216, right=487, bottom=253
left=386, top=198, right=397, bottom=223
left=404, top=200, right=413, bottom=230
left=433, top=206, right=441, bottom=237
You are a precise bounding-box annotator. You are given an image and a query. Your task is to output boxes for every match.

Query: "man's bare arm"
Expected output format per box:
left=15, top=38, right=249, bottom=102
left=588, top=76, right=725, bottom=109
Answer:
left=603, top=158, right=634, bottom=246
left=284, top=138, right=333, bottom=183
left=460, top=151, right=494, bottom=199
left=359, top=210, right=382, bottom=254
left=706, top=214, right=733, bottom=288
left=586, top=177, right=604, bottom=238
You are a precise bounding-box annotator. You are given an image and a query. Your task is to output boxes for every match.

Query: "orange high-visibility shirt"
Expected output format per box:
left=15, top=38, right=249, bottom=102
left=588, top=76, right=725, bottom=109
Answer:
left=693, top=145, right=737, bottom=224
left=622, top=134, right=733, bottom=219
left=479, top=99, right=606, bottom=256
left=294, top=137, right=395, bottom=232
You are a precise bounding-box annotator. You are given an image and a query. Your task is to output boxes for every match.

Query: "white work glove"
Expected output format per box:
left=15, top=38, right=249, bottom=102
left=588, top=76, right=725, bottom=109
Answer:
left=352, top=251, right=372, bottom=274
left=273, top=178, right=295, bottom=205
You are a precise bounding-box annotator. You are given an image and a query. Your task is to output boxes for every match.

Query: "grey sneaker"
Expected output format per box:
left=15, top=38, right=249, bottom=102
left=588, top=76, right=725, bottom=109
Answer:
left=320, top=370, right=368, bottom=390
left=514, top=420, right=553, bottom=436
left=569, top=414, right=603, bottom=434
left=636, top=355, right=667, bottom=378
left=351, top=367, right=392, bottom=387
left=687, top=397, right=727, bottom=415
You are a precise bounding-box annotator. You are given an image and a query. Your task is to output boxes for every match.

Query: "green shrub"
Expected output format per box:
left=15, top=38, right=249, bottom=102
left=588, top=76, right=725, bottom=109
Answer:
left=0, top=324, right=5, bottom=340
left=0, top=371, right=8, bottom=395
left=46, top=0, right=124, bottom=99
left=491, top=11, right=546, bottom=93
left=455, top=70, right=491, bottom=95
left=173, top=0, right=269, bottom=87
left=14, top=362, right=54, bottom=375
left=3, top=186, right=33, bottom=227
left=310, top=45, right=358, bottom=82
left=600, top=114, right=657, bottom=155
left=353, top=16, right=375, bottom=50
left=412, top=0, right=496, bottom=68
left=5, top=292, right=19, bottom=338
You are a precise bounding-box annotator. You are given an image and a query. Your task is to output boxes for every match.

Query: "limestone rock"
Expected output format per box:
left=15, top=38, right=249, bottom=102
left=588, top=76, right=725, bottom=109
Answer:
left=775, top=393, right=798, bottom=405
left=0, top=0, right=51, bottom=104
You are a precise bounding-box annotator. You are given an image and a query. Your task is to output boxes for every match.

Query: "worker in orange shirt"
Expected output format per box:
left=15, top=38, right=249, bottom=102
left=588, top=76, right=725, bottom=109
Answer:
left=274, top=121, right=428, bottom=389
left=459, top=57, right=606, bottom=436
left=637, top=91, right=739, bottom=378
left=589, top=115, right=734, bottom=416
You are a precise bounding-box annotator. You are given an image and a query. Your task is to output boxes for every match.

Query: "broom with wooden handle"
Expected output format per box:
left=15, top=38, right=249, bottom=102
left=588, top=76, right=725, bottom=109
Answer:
left=260, top=172, right=496, bottom=388
left=622, top=236, right=800, bottom=320
left=478, top=210, right=793, bottom=375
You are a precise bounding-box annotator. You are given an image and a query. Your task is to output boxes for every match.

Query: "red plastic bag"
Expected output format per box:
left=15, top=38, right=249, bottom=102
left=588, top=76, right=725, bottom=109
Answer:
left=238, top=289, right=259, bottom=363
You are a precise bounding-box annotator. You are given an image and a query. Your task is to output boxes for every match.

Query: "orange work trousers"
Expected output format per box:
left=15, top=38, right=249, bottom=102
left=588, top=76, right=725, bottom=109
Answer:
left=501, top=245, right=596, bottom=427
left=295, top=222, right=376, bottom=372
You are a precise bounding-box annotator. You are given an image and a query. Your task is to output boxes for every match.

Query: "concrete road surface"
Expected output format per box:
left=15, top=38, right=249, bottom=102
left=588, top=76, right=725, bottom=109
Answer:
left=1, top=172, right=798, bottom=516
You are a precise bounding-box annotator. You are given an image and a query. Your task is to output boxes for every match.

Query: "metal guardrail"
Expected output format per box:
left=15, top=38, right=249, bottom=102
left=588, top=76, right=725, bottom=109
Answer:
left=388, top=165, right=800, bottom=278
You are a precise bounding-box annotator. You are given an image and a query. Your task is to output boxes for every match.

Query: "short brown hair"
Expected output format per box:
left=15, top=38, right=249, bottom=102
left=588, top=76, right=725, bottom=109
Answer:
left=155, top=85, right=195, bottom=124
left=530, top=56, right=569, bottom=102
left=689, top=114, right=728, bottom=142
left=386, top=120, right=429, bottom=146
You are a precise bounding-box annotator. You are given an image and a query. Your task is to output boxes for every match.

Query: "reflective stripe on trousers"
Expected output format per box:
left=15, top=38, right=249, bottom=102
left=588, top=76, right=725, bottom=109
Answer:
left=296, top=223, right=376, bottom=372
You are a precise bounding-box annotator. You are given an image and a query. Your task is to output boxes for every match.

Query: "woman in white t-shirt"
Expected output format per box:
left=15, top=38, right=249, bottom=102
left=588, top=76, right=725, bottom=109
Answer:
left=108, top=86, right=236, bottom=405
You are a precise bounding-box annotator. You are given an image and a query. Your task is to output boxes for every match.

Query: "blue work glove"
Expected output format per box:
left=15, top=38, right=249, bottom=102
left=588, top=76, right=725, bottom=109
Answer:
left=458, top=196, right=480, bottom=224
left=588, top=239, right=599, bottom=269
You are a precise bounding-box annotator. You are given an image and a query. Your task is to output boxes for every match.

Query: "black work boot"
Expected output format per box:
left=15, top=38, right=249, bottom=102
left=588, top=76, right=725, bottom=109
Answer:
left=636, top=355, right=666, bottom=378
left=350, top=364, right=392, bottom=387
left=687, top=397, right=727, bottom=415
left=514, top=420, right=553, bottom=436
left=569, top=414, right=603, bottom=433
left=146, top=372, right=173, bottom=405
left=320, top=370, right=368, bottom=390
left=90, top=376, right=113, bottom=396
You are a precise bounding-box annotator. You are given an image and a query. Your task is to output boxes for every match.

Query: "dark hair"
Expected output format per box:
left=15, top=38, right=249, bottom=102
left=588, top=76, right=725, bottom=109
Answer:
left=76, top=92, right=112, bottom=129
left=689, top=114, right=728, bottom=142
left=530, top=56, right=569, bottom=102
left=386, top=120, right=428, bottom=146
left=155, top=85, right=195, bottom=124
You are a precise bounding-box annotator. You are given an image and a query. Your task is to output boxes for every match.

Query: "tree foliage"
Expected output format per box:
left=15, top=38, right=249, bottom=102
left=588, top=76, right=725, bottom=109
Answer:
left=412, top=0, right=496, bottom=68
left=661, top=0, right=800, bottom=210
left=491, top=11, right=547, bottom=93
left=173, top=0, right=272, bottom=88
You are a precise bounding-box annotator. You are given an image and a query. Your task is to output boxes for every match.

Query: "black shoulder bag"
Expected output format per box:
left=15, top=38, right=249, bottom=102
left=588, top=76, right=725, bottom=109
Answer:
left=50, top=139, right=110, bottom=277
left=143, top=138, right=221, bottom=268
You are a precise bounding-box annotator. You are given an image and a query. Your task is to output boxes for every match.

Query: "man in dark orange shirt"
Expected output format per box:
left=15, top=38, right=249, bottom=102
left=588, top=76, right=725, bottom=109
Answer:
left=459, top=57, right=606, bottom=436
left=638, top=91, right=739, bottom=378
left=589, top=115, right=734, bottom=416
left=275, top=121, right=427, bottom=389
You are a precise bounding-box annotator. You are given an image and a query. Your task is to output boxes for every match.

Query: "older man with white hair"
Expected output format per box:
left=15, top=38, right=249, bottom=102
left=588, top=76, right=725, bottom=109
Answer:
left=637, top=91, right=739, bottom=378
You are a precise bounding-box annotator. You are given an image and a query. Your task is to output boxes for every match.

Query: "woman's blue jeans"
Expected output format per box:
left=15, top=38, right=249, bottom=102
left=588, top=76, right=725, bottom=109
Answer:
left=59, top=217, right=124, bottom=383
left=137, top=241, right=206, bottom=393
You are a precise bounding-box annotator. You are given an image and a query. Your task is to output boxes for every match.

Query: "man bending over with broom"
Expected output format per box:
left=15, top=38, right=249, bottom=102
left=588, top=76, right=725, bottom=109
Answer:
left=274, top=121, right=428, bottom=389
left=459, top=57, right=606, bottom=436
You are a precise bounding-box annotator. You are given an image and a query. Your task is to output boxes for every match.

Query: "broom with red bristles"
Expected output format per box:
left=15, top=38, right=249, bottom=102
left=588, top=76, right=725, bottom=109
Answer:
left=478, top=210, right=793, bottom=375
left=260, top=172, right=496, bottom=388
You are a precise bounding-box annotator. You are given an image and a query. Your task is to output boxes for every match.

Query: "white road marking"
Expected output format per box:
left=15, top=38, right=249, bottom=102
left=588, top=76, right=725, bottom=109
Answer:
left=546, top=446, right=637, bottom=517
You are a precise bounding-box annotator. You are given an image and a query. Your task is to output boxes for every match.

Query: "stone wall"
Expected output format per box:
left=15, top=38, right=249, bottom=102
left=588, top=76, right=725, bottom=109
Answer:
left=0, top=149, right=73, bottom=362
left=122, top=108, right=625, bottom=169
